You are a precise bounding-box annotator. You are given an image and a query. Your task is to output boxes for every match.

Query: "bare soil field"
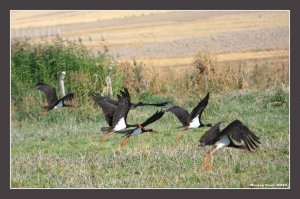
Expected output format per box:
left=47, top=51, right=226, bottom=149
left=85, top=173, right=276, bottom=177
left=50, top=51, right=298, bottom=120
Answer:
left=11, top=10, right=289, bottom=73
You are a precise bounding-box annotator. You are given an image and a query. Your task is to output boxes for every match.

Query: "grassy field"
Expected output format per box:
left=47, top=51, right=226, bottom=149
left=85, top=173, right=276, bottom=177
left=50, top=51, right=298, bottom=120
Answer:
left=11, top=88, right=289, bottom=188
left=10, top=10, right=289, bottom=188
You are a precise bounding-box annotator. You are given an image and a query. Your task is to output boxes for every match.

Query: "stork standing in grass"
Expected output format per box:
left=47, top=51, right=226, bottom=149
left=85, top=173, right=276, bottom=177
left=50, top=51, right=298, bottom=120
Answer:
left=199, top=120, right=261, bottom=171
left=35, top=83, right=78, bottom=116
left=117, top=110, right=165, bottom=147
left=163, top=92, right=212, bottom=141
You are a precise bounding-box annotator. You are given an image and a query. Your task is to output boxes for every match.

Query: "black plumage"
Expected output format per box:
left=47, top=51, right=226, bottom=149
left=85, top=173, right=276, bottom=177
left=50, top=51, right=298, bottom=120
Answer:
left=130, top=101, right=168, bottom=109
left=117, top=110, right=165, bottom=146
left=111, top=88, right=132, bottom=129
left=199, top=120, right=261, bottom=171
left=93, top=88, right=137, bottom=131
left=92, top=87, right=168, bottom=133
left=92, top=93, right=116, bottom=127
left=163, top=92, right=211, bottom=140
left=35, top=82, right=76, bottom=115
left=92, top=91, right=168, bottom=112
left=93, top=88, right=140, bottom=143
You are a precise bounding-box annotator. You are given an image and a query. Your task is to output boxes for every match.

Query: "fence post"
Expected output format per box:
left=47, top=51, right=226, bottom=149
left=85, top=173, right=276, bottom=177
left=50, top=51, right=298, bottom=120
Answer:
left=108, top=66, right=113, bottom=97
left=60, top=71, right=66, bottom=96
left=101, top=66, right=113, bottom=97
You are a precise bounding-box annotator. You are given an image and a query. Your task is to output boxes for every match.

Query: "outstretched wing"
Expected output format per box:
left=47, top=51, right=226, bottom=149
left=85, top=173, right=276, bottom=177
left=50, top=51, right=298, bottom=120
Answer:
left=101, top=96, right=118, bottom=106
left=133, top=101, right=169, bottom=108
left=163, top=103, right=190, bottom=126
left=92, top=92, right=116, bottom=126
left=35, top=83, right=58, bottom=105
left=220, top=120, right=261, bottom=151
left=199, top=122, right=222, bottom=145
left=60, top=93, right=74, bottom=102
left=141, top=110, right=165, bottom=127
left=189, top=92, right=209, bottom=121
left=112, top=88, right=132, bottom=127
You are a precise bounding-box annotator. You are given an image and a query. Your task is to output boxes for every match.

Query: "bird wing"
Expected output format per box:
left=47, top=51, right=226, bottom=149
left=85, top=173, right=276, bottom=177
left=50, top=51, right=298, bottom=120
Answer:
left=102, top=96, right=118, bottom=106
left=134, top=101, right=169, bottom=107
left=59, top=93, right=74, bottom=102
left=220, top=120, right=261, bottom=151
left=199, top=122, right=222, bottom=145
left=141, top=110, right=165, bottom=127
left=112, top=88, right=132, bottom=127
left=92, top=93, right=116, bottom=126
left=189, top=92, right=209, bottom=121
left=35, top=83, right=58, bottom=105
left=163, top=103, right=190, bottom=126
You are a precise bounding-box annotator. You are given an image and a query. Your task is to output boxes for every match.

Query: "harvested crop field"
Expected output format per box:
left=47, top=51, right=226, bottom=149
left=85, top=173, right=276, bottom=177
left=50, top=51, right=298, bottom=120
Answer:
left=11, top=11, right=289, bottom=69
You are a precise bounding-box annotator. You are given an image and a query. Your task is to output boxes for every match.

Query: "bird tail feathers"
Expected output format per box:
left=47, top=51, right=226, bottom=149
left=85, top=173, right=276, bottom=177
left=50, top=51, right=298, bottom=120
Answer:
left=101, top=127, right=112, bottom=132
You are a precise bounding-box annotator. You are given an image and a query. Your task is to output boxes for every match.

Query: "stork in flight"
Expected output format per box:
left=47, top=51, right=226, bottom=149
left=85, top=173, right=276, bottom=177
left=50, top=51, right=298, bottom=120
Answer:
left=35, top=83, right=78, bottom=116
left=163, top=92, right=211, bottom=141
left=92, top=88, right=141, bottom=143
left=199, top=120, right=261, bottom=171
left=117, top=110, right=165, bottom=147
left=92, top=94, right=168, bottom=111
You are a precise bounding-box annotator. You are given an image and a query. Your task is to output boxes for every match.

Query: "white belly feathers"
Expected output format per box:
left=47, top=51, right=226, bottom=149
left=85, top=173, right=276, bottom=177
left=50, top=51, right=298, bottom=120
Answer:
left=54, top=101, right=64, bottom=109
left=215, top=136, right=230, bottom=149
left=114, top=117, right=127, bottom=131
left=189, top=115, right=200, bottom=128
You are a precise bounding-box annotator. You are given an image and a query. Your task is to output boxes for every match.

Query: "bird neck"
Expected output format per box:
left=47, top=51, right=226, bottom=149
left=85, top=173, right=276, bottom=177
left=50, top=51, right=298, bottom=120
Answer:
left=127, top=124, right=139, bottom=128
left=142, top=128, right=153, bottom=134
left=201, top=123, right=212, bottom=127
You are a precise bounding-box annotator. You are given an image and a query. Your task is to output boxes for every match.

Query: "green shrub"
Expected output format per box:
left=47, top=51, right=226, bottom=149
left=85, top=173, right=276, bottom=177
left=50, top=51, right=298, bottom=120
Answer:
left=264, top=88, right=288, bottom=108
left=11, top=37, right=122, bottom=121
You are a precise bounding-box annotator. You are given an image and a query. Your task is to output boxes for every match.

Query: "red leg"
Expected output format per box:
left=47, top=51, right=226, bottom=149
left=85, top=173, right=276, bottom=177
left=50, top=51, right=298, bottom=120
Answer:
left=40, top=110, right=48, bottom=116
left=99, top=132, right=109, bottom=140
left=201, top=152, right=210, bottom=171
left=176, top=128, right=188, bottom=141
left=100, top=131, right=114, bottom=143
left=208, top=147, right=218, bottom=172
left=121, top=136, right=130, bottom=147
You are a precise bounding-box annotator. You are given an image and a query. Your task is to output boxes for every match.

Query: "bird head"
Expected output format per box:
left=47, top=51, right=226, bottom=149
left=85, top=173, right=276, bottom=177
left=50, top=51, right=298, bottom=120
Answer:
left=206, top=123, right=213, bottom=127
left=131, top=102, right=143, bottom=109
left=199, top=122, right=222, bottom=147
left=143, top=128, right=159, bottom=135
left=35, top=82, right=44, bottom=88
left=198, top=142, right=206, bottom=148
left=199, top=137, right=208, bottom=147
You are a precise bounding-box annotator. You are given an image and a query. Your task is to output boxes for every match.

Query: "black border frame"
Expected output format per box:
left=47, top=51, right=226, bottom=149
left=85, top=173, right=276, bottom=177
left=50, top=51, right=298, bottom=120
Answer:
left=2, top=0, right=299, bottom=198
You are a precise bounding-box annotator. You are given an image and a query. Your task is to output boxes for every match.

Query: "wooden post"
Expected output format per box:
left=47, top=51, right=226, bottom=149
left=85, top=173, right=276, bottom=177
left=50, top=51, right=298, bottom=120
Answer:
left=108, top=66, right=113, bottom=97
left=101, top=66, right=113, bottom=97
left=60, top=71, right=66, bottom=96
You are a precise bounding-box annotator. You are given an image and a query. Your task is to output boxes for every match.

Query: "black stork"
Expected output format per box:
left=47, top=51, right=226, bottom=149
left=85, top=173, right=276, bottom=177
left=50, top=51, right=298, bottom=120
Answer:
left=117, top=110, right=165, bottom=147
left=163, top=92, right=211, bottom=141
left=199, top=120, right=261, bottom=171
left=92, top=93, right=168, bottom=110
left=92, top=88, right=140, bottom=143
left=35, top=83, right=78, bottom=116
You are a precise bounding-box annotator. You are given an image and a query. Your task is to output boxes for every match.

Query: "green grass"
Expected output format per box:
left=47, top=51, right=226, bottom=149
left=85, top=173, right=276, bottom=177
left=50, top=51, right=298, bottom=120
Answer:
left=11, top=88, right=289, bottom=188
